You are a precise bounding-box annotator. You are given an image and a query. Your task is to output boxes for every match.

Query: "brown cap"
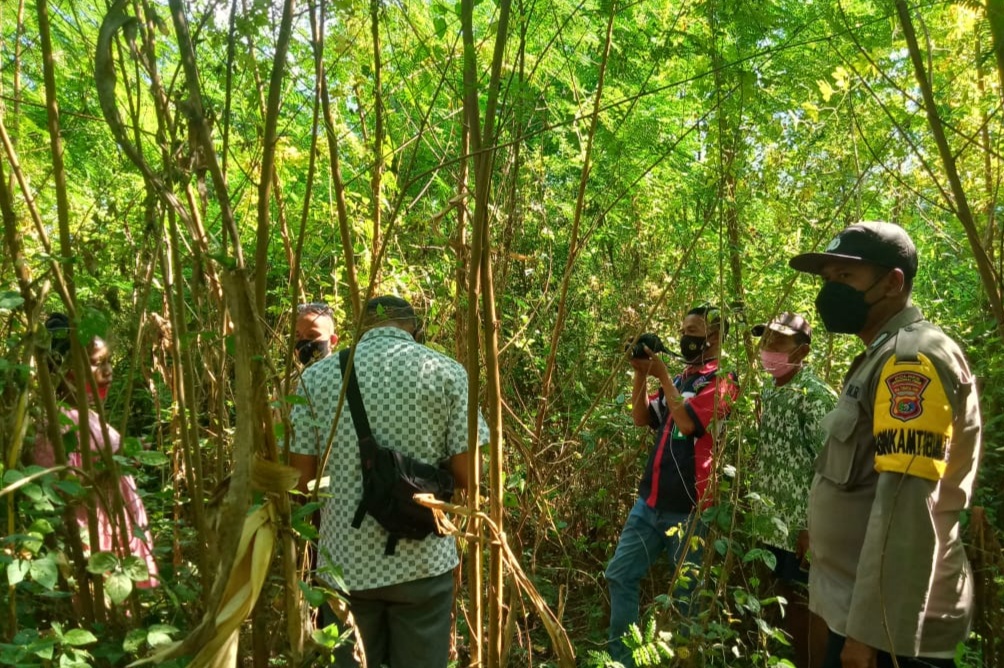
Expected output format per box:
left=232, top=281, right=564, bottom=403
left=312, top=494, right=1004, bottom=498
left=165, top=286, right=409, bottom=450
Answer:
left=751, top=311, right=812, bottom=342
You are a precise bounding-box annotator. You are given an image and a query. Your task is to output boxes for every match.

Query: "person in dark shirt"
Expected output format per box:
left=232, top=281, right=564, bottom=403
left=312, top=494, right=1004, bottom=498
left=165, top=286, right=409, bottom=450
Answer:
left=606, top=305, right=739, bottom=668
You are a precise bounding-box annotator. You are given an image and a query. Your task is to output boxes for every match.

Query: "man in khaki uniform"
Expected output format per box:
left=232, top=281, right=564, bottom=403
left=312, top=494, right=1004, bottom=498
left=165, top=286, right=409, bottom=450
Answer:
left=789, top=222, right=981, bottom=668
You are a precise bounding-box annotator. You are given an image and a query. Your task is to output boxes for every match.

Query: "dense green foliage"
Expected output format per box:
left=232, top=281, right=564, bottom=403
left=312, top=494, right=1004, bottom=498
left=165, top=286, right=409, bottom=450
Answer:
left=1, top=0, right=1002, bottom=666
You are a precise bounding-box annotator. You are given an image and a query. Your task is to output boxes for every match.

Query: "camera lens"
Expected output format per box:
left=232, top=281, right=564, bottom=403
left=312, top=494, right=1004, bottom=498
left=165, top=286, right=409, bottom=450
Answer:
left=629, top=333, right=665, bottom=358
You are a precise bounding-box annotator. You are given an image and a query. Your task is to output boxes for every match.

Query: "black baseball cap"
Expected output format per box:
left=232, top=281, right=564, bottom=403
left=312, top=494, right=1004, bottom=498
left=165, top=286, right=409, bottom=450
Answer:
left=789, top=222, right=918, bottom=279
left=365, top=295, right=416, bottom=320
left=751, top=312, right=812, bottom=343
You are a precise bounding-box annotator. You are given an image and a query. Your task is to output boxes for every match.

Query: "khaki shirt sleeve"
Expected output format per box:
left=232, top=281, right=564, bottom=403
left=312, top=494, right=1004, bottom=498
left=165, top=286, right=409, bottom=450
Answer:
left=844, top=349, right=959, bottom=655
left=845, top=472, right=938, bottom=654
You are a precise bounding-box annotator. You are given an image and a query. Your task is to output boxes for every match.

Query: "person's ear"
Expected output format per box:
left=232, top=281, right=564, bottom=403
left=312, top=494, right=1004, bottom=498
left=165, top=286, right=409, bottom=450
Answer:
left=412, top=319, right=426, bottom=344
left=890, top=268, right=906, bottom=295
left=880, top=268, right=906, bottom=297
left=330, top=333, right=339, bottom=346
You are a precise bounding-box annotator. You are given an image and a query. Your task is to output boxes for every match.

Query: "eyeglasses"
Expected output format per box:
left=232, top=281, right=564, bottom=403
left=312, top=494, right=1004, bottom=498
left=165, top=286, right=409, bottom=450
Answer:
left=297, top=302, right=334, bottom=317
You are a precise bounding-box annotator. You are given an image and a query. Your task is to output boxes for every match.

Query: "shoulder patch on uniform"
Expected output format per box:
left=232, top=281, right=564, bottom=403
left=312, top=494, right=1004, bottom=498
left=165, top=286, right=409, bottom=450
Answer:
left=884, top=370, right=930, bottom=421
left=873, top=353, right=953, bottom=481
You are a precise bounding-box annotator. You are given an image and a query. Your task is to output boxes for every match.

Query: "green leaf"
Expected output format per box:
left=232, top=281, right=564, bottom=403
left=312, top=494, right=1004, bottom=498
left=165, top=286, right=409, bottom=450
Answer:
left=21, top=483, right=43, bottom=502
left=134, top=450, right=169, bottom=466
left=122, top=437, right=144, bottom=456
left=743, top=547, right=777, bottom=571
left=291, top=501, right=323, bottom=521
left=0, top=291, right=24, bottom=311
left=146, top=624, right=179, bottom=648
left=29, top=555, right=58, bottom=590
left=292, top=521, right=318, bottom=540
left=123, top=628, right=147, bottom=652
left=208, top=251, right=237, bottom=270
left=87, top=551, right=119, bottom=574
left=58, top=651, right=92, bottom=668
left=298, top=581, right=328, bottom=607
left=105, top=572, right=133, bottom=604
left=78, top=307, right=109, bottom=346
left=628, top=622, right=643, bottom=645
left=7, top=558, right=30, bottom=586
left=62, top=629, right=98, bottom=647
left=29, top=518, right=55, bottom=535
left=311, top=623, right=346, bottom=649
left=53, top=479, right=85, bottom=498
left=433, top=16, right=447, bottom=39
left=21, top=532, right=44, bottom=554
left=714, top=502, right=734, bottom=530
left=283, top=394, right=309, bottom=406
left=121, top=556, right=149, bottom=582
left=31, top=636, right=57, bottom=660
left=2, top=469, right=25, bottom=486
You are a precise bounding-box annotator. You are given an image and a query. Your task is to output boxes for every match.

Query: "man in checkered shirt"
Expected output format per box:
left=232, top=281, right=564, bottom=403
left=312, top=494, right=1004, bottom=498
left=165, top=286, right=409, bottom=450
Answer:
left=290, top=295, right=488, bottom=668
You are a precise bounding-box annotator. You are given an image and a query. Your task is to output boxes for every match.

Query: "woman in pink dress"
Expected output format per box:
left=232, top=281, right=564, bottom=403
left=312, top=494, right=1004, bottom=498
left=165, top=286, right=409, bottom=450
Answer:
left=33, top=313, right=158, bottom=589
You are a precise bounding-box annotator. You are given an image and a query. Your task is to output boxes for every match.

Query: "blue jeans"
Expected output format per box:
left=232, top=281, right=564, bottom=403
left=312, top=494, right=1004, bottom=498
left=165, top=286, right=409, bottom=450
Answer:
left=605, top=498, right=703, bottom=668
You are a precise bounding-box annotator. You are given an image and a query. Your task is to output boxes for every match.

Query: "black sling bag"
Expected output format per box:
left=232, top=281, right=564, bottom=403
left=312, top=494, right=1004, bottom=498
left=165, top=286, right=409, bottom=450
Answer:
left=339, top=349, right=455, bottom=555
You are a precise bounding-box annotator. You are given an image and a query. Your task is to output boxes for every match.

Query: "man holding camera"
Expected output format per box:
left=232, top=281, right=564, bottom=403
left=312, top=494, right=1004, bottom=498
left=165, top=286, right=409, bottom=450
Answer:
left=290, top=296, right=488, bottom=668
left=606, top=305, right=739, bottom=667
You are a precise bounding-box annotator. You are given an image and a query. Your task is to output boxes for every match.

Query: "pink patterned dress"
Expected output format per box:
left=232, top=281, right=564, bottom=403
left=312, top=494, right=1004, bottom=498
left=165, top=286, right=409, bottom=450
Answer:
left=33, top=409, right=159, bottom=588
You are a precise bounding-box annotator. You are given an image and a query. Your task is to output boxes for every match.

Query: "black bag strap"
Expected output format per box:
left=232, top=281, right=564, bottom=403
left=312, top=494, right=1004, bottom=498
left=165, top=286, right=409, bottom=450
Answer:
left=339, top=349, right=379, bottom=531
left=339, top=348, right=373, bottom=441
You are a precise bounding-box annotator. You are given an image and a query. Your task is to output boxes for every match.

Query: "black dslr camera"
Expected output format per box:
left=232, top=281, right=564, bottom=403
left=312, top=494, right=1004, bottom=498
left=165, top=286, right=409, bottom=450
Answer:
left=626, top=333, right=667, bottom=359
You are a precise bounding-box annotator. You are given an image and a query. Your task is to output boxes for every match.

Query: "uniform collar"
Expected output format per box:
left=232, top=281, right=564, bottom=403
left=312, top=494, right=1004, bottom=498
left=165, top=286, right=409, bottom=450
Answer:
left=864, top=304, right=924, bottom=356
left=360, top=326, right=414, bottom=343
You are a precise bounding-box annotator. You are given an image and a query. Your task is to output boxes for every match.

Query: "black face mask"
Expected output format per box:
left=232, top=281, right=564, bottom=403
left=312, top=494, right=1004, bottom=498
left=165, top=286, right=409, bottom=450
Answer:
left=814, top=274, right=887, bottom=334
left=680, top=334, right=709, bottom=363
left=295, top=339, right=330, bottom=365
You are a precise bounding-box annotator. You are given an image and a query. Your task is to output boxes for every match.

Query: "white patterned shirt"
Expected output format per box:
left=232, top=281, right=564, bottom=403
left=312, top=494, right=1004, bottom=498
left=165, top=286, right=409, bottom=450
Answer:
left=290, top=326, right=488, bottom=590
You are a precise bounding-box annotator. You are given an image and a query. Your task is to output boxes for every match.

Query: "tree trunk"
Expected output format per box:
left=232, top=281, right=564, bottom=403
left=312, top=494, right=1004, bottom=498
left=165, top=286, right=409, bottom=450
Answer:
left=254, top=0, right=296, bottom=313
left=895, top=0, right=1004, bottom=338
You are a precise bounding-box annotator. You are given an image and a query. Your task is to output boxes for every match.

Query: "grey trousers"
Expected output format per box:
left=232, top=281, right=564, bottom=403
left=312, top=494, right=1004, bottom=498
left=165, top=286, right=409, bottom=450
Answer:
left=333, top=570, right=455, bottom=668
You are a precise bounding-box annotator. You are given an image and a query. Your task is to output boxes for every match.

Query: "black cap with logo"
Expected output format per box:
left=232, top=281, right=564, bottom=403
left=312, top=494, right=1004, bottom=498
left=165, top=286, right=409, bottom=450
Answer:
left=789, top=222, right=918, bottom=279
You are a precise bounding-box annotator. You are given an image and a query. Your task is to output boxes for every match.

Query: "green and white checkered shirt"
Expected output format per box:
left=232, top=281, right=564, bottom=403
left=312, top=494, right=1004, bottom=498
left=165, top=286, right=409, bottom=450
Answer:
left=291, top=326, right=488, bottom=590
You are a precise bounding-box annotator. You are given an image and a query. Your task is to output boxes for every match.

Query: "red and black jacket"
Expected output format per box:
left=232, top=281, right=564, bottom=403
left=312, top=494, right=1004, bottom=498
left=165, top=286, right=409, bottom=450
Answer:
left=637, top=361, right=739, bottom=513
